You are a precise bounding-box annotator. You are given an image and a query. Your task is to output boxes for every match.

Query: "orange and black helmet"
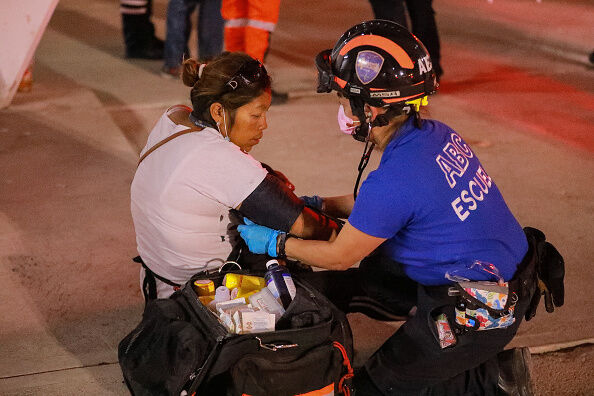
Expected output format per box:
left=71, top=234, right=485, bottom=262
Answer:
left=316, top=19, right=437, bottom=108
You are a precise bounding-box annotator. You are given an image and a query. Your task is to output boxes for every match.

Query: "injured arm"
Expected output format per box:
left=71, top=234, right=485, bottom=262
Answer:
left=284, top=222, right=385, bottom=271
left=238, top=173, right=340, bottom=241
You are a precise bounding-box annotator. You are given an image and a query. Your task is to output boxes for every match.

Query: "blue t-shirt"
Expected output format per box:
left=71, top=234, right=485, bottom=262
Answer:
left=348, top=117, right=528, bottom=285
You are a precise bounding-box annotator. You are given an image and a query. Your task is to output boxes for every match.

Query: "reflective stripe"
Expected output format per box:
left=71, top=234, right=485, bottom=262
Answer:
left=225, top=18, right=276, bottom=32
left=121, top=0, right=148, bottom=5
left=120, top=6, right=147, bottom=14
left=334, top=76, right=347, bottom=89
left=296, top=384, right=334, bottom=396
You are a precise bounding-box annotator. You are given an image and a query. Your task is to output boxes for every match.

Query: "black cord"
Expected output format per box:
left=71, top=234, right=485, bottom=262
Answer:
left=353, top=139, right=375, bottom=200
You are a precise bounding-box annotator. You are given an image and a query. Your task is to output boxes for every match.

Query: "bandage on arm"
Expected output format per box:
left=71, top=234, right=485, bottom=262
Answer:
left=239, top=174, right=340, bottom=240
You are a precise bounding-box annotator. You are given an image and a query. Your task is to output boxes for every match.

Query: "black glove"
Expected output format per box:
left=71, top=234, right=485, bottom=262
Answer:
left=538, top=242, right=565, bottom=312
left=524, top=228, right=565, bottom=321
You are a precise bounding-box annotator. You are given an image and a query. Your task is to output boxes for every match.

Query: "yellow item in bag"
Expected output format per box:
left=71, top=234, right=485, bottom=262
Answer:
left=223, top=273, right=266, bottom=292
left=236, top=289, right=259, bottom=300
left=193, top=279, right=215, bottom=296
left=198, top=295, right=214, bottom=306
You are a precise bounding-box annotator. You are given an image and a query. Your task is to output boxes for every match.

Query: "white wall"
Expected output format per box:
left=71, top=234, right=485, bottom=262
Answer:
left=0, top=0, right=59, bottom=108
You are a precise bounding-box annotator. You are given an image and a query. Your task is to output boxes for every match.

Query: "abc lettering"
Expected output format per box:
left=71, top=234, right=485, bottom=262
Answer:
left=435, top=133, right=473, bottom=188
left=434, top=133, right=492, bottom=221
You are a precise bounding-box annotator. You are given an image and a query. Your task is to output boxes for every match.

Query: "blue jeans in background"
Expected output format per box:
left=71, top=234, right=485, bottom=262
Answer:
left=164, top=0, right=223, bottom=68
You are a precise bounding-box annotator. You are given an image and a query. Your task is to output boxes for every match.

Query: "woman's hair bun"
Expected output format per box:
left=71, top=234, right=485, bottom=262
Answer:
left=181, top=58, right=204, bottom=87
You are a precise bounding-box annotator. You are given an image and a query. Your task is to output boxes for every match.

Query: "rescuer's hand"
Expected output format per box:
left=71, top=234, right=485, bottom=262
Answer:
left=237, top=218, right=283, bottom=257
left=300, top=195, right=324, bottom=211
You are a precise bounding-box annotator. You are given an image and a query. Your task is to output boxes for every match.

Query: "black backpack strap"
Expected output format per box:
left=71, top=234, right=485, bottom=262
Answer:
left=226, top=233, right=244, bottom=264
left=133, top=256, right=181, bottom=303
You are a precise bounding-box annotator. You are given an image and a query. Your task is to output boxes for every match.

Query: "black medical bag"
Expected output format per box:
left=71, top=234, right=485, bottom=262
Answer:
left=118, top=269, right=354, bottom=396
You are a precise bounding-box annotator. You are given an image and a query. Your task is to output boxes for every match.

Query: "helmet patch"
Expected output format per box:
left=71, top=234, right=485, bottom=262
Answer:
left=355, top=51, right=384, bottom=85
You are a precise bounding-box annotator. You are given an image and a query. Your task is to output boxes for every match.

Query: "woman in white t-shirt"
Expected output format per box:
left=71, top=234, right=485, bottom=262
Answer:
left=131, top=52, right=339, bottom=299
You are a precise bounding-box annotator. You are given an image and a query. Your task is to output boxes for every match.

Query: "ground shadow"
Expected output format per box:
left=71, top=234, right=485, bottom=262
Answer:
left=47, top=7, right=161, bottom=74
left=0, top=110, right=144, bottom=392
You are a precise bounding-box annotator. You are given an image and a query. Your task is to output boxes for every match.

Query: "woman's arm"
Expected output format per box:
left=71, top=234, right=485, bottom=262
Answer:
left=237, top=220, right=384, bottom=271
left=237, top=174, right=341, bottom=242
left=284, top=222, right=385, bottom=270
left=321, top=194, right=355, bottom=219
left=289, top=207, right=339, bottom=241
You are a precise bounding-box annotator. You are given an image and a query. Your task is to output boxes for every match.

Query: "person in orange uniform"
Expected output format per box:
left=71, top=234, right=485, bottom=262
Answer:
left=221, top=0, right=281, bottom=62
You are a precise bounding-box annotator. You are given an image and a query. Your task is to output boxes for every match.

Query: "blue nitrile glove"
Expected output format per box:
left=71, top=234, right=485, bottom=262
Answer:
left=237, top=218, right=282, bottom=257
left=300, top=195, right=324, bottom=211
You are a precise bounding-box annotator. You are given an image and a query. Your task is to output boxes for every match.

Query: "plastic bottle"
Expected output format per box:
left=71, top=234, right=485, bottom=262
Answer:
left=208, top=286, right=231, bottom=310
left=193, top=279, right=215, bottom=296
left=264, top=259, right=296, bottom=309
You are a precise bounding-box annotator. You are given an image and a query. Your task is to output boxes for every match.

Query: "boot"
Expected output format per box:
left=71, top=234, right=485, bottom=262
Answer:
left=497, top=347, right=536, bottom=396
left=271, top=89, right=289, bottom=105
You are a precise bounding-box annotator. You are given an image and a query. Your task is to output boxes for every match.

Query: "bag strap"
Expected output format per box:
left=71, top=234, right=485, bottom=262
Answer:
left=138, top=127, right=201, bottom=165
left=134, top=256, right=181, bottom=302
left=333, top=341, right=354, bottom=396
left=138, top=105, right=203, bottom=165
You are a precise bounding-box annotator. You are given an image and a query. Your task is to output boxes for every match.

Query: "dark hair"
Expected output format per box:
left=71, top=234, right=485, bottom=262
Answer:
left=181, top=52, right=272, bottom=127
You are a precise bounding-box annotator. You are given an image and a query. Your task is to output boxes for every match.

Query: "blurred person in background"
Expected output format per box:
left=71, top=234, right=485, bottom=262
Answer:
left=121, top=0, right=164, bottom=59
left=369, top=0, right=443, bottom=80
left=221, top=0, right=288, bottom=104
left=161, top=0, right=224, bottom=78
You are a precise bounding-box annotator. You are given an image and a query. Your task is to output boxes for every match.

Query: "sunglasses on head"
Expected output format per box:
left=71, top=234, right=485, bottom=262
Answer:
left=225, top=60, right=267, bottom=92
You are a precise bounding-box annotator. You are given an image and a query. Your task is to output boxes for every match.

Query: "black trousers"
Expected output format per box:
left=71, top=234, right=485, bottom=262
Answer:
left=368, top=0, right=442, bottom=76
left=300, top=255, right=534, bottom=395
left=121, top=0, right=157, bottom=52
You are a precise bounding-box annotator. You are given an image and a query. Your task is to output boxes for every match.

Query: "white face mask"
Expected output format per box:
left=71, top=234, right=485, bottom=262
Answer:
left=337, top=104, right=360, bottom=135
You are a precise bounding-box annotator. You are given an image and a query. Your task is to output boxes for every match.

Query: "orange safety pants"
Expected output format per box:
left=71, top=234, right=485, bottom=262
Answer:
left=221, top=0, right=281, bottom=62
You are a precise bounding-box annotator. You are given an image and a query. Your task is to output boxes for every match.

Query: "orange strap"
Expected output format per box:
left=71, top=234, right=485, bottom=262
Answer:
left=333, top=341, right=354, bottom=396
left=137, top=127, right=201, bottom=166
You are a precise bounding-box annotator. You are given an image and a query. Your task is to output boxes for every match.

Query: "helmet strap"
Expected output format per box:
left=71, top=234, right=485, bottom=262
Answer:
left=371, top=113, right=389, bottom=128
left=413, top=109, right=423, bottom=128
left=349, top=97, right=370, bottom=142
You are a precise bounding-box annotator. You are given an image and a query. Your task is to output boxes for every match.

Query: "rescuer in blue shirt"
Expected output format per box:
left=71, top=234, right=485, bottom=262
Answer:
left=348, top=115, right=528, bottom=286
left=237, top=20, right=564, bottom=396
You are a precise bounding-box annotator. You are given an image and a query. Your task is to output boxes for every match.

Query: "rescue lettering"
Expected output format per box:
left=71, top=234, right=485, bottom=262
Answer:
left=450, top=165, right=493, bottom=221
left=418, top=55, right=433, bottom=75
left=435, top=133, right=474, bottom=188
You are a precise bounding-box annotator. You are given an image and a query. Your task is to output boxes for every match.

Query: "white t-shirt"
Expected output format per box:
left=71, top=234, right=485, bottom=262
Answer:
left=131, top=106, right=267, bottom=285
